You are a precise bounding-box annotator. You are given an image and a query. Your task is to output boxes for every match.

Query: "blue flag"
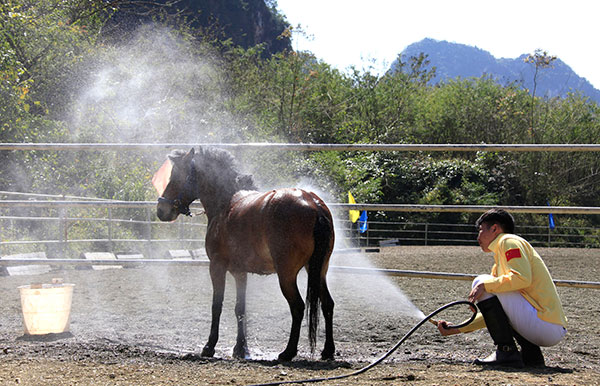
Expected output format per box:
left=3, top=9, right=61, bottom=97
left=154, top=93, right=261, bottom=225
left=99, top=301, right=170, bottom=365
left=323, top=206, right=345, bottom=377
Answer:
left=358, top=211, right=368, bottom=233
left=547, top=202, right=555, bottom=229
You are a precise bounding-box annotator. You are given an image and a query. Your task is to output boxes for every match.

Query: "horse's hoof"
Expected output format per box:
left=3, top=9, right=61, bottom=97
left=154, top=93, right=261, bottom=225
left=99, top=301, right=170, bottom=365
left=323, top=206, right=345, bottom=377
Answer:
left=321, top=348, right=335, bottom=360
left=233, top=345, right=249, bottom=359
left=277, top=350, right=297, bottom=362
left=201, top=346, right=215, bottom=357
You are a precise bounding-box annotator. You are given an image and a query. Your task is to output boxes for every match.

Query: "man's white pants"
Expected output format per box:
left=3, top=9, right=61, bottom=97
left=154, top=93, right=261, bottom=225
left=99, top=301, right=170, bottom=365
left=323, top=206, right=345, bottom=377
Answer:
left=473, top=274, right=566, bottom=347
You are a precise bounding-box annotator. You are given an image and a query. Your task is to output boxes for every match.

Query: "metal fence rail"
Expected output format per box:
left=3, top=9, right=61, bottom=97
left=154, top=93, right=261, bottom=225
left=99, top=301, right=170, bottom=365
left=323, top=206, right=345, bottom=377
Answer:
left=0, top=198, right=206, bottom=258
left=3, top=200, right=600, bottom=214
left=1, top=258, right=599, bottom=289
left=342, top=220, right=600, bottom=248
left=2, top=142, right=600, bottom=152
left=2, top=200, right=599, bottom=257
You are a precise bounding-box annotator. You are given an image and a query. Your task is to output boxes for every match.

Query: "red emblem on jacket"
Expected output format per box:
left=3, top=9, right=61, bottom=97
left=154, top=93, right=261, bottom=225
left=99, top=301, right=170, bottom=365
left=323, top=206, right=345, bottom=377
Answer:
left=505, top=248, right=522, bottom=261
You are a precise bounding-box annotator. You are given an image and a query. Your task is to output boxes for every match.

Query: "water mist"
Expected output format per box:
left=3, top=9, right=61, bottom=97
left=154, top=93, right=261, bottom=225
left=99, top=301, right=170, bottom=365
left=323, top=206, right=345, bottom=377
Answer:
left=58, top=24, right=427, bottom=360
left=298, top=182, right=426, bottom=321
left=239, top=182, right=427, bottom=360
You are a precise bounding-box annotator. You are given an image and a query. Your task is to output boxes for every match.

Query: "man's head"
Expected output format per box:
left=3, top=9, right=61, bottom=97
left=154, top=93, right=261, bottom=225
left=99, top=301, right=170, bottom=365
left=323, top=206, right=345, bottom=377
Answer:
left=475, top=209, right=515, bottom=252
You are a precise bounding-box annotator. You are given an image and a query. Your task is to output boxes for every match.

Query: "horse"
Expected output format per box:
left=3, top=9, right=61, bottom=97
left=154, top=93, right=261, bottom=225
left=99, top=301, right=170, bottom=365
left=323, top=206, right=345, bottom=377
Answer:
left=154, top=147, right=335, bottom=361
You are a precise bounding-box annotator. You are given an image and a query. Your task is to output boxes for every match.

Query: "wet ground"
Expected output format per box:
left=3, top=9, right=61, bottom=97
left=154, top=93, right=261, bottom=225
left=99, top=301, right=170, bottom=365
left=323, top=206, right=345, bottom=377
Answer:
left=1, top=246, right=598, bottom=385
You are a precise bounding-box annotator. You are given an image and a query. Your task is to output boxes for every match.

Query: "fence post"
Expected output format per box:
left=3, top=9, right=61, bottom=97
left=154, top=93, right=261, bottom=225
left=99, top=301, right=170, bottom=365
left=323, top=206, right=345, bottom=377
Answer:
left=0, top=220, right=3, bottom=258
left=424, top=223, right=429, bottom=246
left=179, top=216, right=184, bottom=241
left=145, top=207, right=153, bottom=256
left=108, top=207, right=113, bottom=252
left=145, top=207, right=152, bottom=241
left=59, top=207, right=67, bottom=256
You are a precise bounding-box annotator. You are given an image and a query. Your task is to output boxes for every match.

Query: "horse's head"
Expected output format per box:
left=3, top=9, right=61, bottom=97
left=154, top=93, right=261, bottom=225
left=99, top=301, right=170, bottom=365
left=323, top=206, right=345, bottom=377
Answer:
left=156, top=148, right=197, bottom=221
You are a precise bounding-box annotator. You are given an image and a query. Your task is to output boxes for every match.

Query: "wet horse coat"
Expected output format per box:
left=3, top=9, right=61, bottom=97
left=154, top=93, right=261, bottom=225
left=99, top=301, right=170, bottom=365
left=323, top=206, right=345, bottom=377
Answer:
left=155, top=147, right=335, bottom=361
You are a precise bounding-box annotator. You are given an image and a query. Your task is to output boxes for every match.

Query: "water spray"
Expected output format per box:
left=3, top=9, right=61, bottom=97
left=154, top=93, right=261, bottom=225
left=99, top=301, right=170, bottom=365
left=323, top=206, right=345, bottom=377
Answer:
left=247, top=300, right=477, bottom=386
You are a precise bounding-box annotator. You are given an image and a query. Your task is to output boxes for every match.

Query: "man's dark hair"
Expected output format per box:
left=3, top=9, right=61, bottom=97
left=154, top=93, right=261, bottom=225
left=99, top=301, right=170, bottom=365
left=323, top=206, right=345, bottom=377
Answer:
left=475, top=208, right=515, bottom=234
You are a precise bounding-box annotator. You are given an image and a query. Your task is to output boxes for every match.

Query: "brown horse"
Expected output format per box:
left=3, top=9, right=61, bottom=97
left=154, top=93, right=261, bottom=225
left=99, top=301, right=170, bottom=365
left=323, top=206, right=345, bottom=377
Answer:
left=155, top=147, right=335, bottom=361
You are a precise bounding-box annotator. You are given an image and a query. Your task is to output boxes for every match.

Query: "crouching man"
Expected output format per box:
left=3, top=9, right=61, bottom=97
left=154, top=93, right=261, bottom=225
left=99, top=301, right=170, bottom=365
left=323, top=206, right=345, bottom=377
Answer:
left=437, top=209, right=567, bottom=368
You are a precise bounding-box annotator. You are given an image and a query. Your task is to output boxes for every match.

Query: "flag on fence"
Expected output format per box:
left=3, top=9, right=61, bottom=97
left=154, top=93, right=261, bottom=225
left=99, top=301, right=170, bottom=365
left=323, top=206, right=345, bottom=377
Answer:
left=548, top=202, right=556, bottom=230
left=348, top=191, right=360, bottom=223
left=358, top=210, right=368, bottom=233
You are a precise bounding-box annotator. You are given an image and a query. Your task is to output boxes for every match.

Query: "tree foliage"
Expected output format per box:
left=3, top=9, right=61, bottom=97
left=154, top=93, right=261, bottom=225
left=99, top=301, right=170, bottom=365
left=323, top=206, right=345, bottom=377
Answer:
left=1, top=0, right=599, bottom=233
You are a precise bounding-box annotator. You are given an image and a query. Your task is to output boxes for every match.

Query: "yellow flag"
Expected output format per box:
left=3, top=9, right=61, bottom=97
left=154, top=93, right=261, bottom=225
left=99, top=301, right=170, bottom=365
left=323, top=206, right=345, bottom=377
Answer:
left=348, top=191, right=360, bottom=223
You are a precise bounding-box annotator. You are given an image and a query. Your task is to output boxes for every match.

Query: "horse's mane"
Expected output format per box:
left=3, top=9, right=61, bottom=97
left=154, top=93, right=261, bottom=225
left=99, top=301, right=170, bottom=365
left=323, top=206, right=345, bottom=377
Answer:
left=170, top=147, right=257, bottom=192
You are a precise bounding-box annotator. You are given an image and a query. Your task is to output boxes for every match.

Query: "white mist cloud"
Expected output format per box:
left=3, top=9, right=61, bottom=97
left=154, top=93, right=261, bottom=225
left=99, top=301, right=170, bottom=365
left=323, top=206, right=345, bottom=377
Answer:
left=71, top=25, right=236, bottom=145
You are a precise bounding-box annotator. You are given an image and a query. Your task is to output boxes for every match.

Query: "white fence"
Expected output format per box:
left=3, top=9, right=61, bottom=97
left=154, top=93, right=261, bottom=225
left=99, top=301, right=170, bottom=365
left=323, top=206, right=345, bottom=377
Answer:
left=2, top=142, right=599, bottom=255
left=346, top=220, right=600, bottom=248
left=2, top=142, right=600, bottom=152
left=0, top=199, right=205, bottom=259
left=2, top=199, right=599, bottom=260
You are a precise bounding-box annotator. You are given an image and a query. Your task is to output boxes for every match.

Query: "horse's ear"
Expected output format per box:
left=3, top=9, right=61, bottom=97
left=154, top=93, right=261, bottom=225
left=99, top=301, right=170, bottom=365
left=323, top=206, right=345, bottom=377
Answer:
left=183, top=148, right=195, bottom=164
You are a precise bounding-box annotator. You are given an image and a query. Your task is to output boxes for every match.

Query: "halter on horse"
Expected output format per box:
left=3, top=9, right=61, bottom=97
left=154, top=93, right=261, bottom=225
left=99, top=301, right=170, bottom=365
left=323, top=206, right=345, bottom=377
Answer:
left=154, top=147, right=336, bottom=361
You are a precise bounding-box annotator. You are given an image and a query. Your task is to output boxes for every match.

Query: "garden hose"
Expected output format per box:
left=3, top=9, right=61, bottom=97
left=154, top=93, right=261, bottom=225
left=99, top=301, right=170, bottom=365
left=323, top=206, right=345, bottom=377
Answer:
left=247, top=300, right=477, bottom=386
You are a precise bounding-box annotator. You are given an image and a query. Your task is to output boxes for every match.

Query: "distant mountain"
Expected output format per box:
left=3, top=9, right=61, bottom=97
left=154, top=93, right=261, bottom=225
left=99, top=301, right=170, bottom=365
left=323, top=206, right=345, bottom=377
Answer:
left=391, top=38, right=600, bottom=104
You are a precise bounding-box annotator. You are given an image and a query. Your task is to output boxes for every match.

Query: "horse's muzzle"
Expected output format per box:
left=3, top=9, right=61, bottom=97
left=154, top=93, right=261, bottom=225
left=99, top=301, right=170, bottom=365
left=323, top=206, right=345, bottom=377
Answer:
left=157, top=197, right=191, bottom=221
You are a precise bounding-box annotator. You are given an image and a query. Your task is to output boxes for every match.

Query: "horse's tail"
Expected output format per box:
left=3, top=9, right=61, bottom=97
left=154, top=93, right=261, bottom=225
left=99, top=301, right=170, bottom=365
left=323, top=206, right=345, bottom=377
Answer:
left=306, top=208, right=333, bottom=353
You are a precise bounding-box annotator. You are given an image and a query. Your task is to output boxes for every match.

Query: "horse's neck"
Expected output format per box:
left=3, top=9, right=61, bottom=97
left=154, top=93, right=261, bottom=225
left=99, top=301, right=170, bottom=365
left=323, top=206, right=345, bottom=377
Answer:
left=197, top=187, right=236, bottom=220
left=199, top=189, right=253, bottom=221
left=193, top=153, right=243, bottom=219
left=200, top=200, right=224, bottom=220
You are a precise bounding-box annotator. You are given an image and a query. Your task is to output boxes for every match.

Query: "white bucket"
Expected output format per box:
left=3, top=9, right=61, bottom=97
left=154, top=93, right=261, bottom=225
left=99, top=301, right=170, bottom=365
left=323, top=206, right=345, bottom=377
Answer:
left=18, top=282, right=75, bottom=335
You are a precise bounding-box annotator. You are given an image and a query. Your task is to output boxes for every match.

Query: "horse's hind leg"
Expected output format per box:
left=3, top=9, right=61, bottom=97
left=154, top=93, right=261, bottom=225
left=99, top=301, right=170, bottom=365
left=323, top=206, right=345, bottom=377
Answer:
left=201, top=263, right=226, bottom=357
left=278, top=275, right=305, bottom=362
left=232, top=271, right=249, bottom=359
left=320, top=278, right=335, bottom=360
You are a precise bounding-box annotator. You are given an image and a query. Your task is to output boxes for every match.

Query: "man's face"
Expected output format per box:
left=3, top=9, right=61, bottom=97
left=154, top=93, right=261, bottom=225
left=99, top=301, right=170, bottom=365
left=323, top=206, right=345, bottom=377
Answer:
left=477, top=222, right=500, bottom=252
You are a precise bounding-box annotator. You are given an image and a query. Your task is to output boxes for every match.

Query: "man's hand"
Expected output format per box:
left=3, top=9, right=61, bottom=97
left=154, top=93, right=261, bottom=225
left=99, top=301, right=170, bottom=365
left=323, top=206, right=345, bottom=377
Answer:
left=437, top=320, right=460, bottom=336
left=468, top=282, right=486, bottom=304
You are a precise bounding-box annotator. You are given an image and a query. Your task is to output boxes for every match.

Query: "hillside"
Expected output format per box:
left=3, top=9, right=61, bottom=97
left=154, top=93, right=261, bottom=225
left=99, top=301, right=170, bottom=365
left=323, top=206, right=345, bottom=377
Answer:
left=102, top=0, right=291, bottom=56
left=391, top=38, right=600, bottom=104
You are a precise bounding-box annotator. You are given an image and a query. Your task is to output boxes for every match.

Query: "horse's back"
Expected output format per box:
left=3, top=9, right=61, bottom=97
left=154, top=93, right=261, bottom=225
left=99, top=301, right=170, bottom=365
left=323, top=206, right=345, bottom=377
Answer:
left=208, top=188, right=332, bottom=274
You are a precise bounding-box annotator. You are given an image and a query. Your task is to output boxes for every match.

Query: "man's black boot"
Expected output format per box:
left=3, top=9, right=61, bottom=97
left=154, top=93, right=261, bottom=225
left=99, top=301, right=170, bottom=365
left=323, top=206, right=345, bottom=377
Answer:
left=513, top=330, right=545, bottom=367
left=473, top=296, right=524, bottom=368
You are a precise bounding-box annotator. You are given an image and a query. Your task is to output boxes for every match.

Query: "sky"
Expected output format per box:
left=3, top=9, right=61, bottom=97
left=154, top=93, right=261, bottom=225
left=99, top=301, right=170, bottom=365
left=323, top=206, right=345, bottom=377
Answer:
left=276, top=0, right=600, bottom=89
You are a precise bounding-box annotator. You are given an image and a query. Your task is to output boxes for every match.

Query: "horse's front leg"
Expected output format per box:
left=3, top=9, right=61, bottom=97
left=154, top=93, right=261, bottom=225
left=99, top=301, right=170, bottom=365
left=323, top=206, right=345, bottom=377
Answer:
left=232, top=271, right=249, bottom=359
left=201, top=263, right=226, bottom=357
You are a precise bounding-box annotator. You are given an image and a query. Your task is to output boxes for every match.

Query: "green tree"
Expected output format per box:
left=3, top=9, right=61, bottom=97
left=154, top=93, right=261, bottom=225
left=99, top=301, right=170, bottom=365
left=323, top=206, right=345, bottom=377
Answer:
left=1, top=0, right=108, bottom=192
left=412, top=77, right=530, bottom=145
left=524, top=49, right=557, bottom=140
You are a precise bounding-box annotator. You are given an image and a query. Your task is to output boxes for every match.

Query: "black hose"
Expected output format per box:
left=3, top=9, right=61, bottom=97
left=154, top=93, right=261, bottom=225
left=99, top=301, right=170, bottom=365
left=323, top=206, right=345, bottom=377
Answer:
left=246, top=300, right=477, bottom=386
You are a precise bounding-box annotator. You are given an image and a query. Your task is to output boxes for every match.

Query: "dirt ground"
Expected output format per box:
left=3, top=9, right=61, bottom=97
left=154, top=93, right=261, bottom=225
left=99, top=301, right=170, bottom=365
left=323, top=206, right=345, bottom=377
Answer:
left=1, top=245, right=599, bottom=385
